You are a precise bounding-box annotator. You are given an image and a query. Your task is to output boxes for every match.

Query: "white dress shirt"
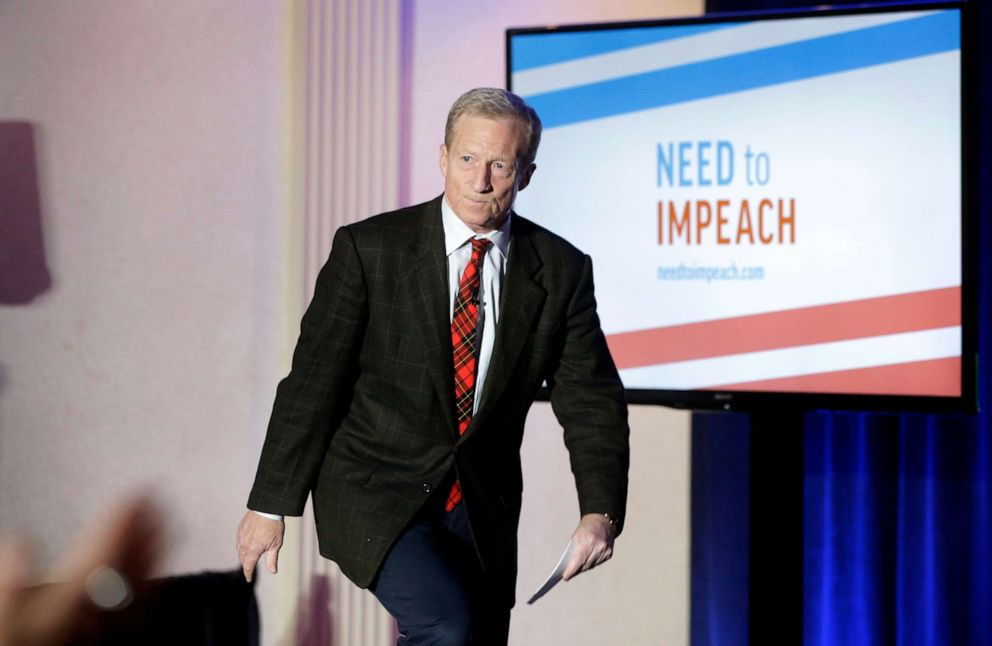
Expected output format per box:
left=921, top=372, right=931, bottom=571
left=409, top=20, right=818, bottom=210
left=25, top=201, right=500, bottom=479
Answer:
left=253, top=198, right=511, bottom=522
left=440, top=195, right=510, bottom=416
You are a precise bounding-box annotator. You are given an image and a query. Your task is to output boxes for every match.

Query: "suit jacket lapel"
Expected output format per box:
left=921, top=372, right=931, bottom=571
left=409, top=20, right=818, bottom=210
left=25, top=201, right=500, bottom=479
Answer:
left=465, top=217, right=546, bottom=438
left=408, top=198, right=458, bottom=435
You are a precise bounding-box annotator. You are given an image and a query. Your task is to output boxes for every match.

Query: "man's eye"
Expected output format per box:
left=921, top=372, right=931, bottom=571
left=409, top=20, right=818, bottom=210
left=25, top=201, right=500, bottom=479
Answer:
left=492, top=161, right=513, bottom=176
left=461, top=156, right=472, bottom=163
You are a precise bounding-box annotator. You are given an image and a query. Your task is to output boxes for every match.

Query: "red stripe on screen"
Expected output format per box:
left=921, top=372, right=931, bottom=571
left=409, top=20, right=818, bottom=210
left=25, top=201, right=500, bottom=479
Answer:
left=607, top=287, right=960, bottom=370
left=702, top=356, right=961, bottom=396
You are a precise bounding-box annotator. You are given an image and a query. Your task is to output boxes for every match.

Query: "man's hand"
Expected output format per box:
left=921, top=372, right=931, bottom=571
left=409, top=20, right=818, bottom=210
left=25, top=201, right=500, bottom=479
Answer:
left=236, top=512, right=284, bottom=583
left=562, top=513, right=616, bottom=581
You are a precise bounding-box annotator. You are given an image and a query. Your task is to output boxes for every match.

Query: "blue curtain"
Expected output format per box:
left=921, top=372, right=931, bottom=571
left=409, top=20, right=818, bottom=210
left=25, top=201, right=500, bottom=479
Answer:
left=803, top=412, right=991, bottom=645
left=692, top=2, right=992, bottom=645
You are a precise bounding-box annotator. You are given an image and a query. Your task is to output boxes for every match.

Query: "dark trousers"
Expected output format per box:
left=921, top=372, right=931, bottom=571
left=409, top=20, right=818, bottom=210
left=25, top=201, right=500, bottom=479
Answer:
left=370, top=497, right=511, bottom=646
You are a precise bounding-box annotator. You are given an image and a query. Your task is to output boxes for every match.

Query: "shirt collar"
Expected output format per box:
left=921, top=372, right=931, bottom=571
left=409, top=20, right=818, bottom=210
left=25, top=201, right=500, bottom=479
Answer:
left=441, top=195, right=511, bottom=259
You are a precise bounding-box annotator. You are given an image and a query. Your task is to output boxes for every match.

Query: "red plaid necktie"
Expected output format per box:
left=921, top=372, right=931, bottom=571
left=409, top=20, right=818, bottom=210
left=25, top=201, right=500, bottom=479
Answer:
left=445, top=237, right=491, bottom=512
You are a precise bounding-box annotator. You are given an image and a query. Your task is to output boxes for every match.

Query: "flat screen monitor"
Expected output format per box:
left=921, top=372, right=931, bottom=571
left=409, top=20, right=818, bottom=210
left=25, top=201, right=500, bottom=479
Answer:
left=507, top=2, right=976, bottom=412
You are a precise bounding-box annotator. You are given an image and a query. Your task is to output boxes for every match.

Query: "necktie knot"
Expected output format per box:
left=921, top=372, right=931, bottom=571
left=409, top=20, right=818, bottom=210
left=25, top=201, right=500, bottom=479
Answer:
left=469, top=237, right=491, bottom=262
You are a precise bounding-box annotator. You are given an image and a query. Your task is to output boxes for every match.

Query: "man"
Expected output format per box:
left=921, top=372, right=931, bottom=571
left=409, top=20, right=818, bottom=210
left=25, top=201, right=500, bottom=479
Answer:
left=237, top=88, right=629, bottom=644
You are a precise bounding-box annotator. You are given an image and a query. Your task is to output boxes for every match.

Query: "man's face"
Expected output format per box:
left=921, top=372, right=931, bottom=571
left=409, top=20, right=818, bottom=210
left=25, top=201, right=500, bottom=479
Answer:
left=440, top=115, right=536, bottom=233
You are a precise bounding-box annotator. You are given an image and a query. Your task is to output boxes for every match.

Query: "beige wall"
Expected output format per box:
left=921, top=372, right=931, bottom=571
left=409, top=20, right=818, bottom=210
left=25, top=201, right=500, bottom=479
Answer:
left=0, top=0, right=290, bottom=577
left=1, top=0, right=701, bottom=644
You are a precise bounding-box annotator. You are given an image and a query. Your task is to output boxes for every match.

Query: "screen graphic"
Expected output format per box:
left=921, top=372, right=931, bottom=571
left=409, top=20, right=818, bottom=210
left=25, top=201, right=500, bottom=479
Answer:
left=509, top=7, right=964, bottom=403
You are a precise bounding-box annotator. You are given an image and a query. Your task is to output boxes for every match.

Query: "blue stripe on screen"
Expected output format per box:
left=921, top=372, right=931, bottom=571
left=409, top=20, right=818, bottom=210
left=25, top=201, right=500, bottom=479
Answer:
left=511, top=23, right=736, bottom=72
left=523, top=11, right=959, bottom=129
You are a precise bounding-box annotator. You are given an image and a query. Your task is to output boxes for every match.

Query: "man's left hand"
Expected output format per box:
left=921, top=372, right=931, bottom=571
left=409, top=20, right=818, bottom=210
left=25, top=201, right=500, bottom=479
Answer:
left=562, top=513, right=616, bottom=581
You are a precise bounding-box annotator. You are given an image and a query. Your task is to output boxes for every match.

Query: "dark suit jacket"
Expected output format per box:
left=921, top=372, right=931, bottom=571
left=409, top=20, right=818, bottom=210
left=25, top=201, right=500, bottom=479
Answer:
left=248, top=196, right=629, bottom=606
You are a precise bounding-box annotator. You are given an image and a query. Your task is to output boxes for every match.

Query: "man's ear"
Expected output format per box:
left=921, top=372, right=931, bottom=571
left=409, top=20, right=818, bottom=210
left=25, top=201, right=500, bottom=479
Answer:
left=517, top=163, right=536, bottom=191
left=439, top=144, right=448, bottom=179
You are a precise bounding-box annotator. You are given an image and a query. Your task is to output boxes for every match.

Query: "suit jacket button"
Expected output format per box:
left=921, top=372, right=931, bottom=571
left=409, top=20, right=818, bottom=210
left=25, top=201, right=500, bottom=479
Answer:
left=422, top=483, right=432, bottom=494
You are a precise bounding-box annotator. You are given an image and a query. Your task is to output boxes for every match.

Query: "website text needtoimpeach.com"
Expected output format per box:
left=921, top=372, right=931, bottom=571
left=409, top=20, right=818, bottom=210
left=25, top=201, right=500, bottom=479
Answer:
left=657, top=262, right=765, bottom=283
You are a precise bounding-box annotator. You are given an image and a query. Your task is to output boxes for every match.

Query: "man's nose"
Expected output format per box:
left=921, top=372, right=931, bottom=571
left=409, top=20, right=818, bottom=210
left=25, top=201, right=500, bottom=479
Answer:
left=472, top=164, right=492, bottom=193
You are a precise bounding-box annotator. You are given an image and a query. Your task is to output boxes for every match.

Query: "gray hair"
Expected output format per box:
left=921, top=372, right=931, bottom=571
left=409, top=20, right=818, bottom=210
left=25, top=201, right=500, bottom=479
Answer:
left=444, top=87, right=542, bottom=167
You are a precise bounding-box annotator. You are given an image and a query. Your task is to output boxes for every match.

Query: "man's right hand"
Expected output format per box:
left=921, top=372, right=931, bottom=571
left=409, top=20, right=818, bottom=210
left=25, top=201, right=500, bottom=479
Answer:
left=236, top=512, right=284, bottom=582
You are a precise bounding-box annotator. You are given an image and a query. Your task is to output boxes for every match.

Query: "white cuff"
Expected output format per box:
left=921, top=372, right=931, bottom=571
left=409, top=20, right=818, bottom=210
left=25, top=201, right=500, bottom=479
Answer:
left=252, top=510, right=284, bottom=522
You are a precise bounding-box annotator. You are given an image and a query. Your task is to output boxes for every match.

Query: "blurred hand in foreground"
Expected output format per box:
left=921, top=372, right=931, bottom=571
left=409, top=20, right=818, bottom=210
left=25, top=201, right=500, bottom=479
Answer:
left=0, top=496, right=164, bottom=646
